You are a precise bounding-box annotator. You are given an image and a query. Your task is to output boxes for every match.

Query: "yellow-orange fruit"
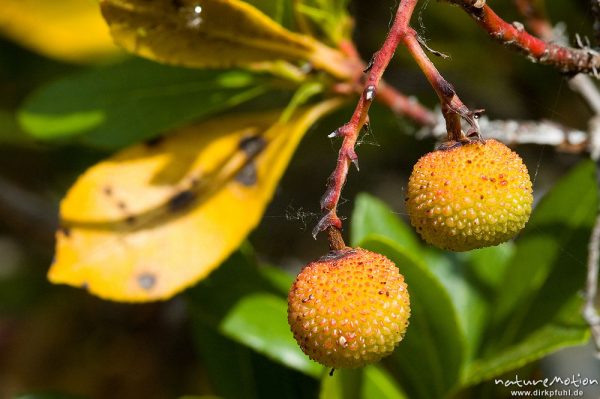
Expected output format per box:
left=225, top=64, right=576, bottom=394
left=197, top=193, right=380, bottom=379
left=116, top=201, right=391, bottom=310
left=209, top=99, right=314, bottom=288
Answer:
left=406, top=139, right=533, bottom=251
left=287, top=248, right=410, bottom=369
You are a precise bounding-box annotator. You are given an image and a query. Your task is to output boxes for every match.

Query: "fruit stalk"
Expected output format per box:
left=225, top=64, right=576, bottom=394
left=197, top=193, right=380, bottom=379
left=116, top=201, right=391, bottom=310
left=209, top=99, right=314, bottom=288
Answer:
left=402, top=32, right=477, bottom=142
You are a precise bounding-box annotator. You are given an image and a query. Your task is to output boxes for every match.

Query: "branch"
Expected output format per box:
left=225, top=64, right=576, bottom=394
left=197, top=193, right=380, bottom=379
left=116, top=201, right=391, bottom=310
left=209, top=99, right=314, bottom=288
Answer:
left=585, top=159, right=600, bottom=354
left=312, top=0, right=421, bottom=240
left=421, top=114, right=588, bottom=152
left=313, top=0, right=484, bottom=244
left=445, top=0, right=600, bottom=77
left=336, top=39, right=438, bottom=127
left=401, top=31, right=480, bottom=142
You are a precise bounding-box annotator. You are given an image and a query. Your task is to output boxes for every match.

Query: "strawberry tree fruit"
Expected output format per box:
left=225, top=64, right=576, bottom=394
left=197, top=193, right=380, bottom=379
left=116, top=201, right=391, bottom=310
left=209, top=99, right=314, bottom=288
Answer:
left=406, top=139, right=533, bottom=251
left=287, top=248, right=411, bottom=369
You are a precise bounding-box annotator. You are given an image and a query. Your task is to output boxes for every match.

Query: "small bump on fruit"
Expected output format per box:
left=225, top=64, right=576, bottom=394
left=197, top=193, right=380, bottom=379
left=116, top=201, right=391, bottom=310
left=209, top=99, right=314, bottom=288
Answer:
left=287, top=248, right=411, bottom=369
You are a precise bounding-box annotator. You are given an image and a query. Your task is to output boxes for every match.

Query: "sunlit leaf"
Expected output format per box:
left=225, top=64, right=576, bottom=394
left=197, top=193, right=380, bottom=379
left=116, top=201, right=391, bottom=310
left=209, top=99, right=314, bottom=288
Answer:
left=48, top=99, right=344, bottom=301
left=19, top=59, right=268, bottom=148
left=100, top=0, right=353, bottom=79
left=0, top=0, right=120, bottom=63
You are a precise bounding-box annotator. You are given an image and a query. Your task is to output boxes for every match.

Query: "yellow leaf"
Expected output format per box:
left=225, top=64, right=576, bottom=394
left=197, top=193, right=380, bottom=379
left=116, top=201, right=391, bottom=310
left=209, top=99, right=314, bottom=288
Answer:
left=0, top=0, right=121, bottom=63
left=100, top=0, right=353, bottom=79
left=48, top=98, right=344, bottom=302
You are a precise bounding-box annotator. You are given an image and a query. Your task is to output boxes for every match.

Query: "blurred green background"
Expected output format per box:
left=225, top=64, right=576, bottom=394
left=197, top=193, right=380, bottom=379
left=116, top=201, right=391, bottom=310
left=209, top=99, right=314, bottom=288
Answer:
left=0, top=0, right=598, bottom=398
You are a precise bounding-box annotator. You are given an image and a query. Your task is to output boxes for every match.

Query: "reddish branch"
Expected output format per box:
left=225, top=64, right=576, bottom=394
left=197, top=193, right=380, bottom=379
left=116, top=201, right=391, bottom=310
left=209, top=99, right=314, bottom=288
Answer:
left=446, top=0, right=600, bottom=76
left=336, top=40, right=437, bottom=128
left=313, top=0, right=420, bottom=239
left=314, top=0, right=477, bottom=242
left=315, top=0, right=600, bottom=244
left=402, top=33, right=480, bottom=142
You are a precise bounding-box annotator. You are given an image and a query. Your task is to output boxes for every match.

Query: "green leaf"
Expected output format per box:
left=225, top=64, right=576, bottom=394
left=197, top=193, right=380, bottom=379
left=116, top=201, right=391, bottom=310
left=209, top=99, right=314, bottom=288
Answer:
left=358, top=237, right=466, bottom=399
left=191, top=319, right=260, bottom=399
left=259, top=264, right=294, bottom=296
left=19, top=59, right=266, bottom=148
left=220, top=292, right=317, bottom=375
left=319, top=366, right=407, bottom=399
left=320, top=368, right=363, bottom=399
left=187, top=250, right=323, bottom=378
left=464, top=298, right=588, bottom=385
left=494, top=159, right=597, bottom=343
left=350, top=193, right=421, bottom=253
left=463, top=160, right=597, bottom=385
left=362, top=366, right=409, bottom=399
left=296, top=0, right=351, bottom=45
left=192, top=317, right=320, bottom=399
left=424, top=244, right=514, bottom=364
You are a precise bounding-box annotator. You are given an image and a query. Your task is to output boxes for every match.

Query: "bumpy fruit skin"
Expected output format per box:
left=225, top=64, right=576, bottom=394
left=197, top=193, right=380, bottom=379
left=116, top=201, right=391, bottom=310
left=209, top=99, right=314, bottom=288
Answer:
left=406, top=139, right=533, bottom=251
left=287, top=248, right=410, bottom=369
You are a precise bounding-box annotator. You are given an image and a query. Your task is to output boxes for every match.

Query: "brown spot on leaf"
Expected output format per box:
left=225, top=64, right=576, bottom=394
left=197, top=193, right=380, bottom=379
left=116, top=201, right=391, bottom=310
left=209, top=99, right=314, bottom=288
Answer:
left=144, top=136, right=165, bottom=148
left=168, top=190, right=196, bottom=212
left=137, top=273, right=156, bottom=291
left=239, top=135, right=266, bottom=157
left=58, top=226, right=71, bottom=238
left=236, top=162, right=257, bottom=186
